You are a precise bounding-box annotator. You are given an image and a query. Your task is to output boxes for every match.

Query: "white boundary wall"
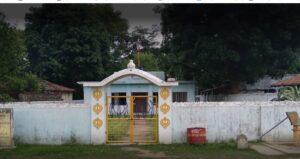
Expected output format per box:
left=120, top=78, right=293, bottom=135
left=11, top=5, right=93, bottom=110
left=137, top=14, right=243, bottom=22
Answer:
left=172, top=102, right=300, bottom=143
left=0, top=101, right=90, bottom=144
left=1, top=101, right=300, bottom=144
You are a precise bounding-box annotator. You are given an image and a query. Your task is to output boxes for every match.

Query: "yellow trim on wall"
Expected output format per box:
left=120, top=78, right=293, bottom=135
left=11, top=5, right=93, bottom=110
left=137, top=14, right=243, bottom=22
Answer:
left=160, top=117, right=170, bottom=129
left=93, top=118, right=103, bottom=129
left=160, top=103, right=170, bottom=114
left=93, top=103, right=103, bottom=115
left=93, top=88, right=102, bottom=101
left=160, top=87, right=170, bottom=100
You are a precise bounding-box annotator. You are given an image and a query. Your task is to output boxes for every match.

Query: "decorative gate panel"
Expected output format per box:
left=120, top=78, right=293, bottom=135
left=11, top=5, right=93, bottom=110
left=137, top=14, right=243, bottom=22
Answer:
left=106, top=96, right=158, bottom=144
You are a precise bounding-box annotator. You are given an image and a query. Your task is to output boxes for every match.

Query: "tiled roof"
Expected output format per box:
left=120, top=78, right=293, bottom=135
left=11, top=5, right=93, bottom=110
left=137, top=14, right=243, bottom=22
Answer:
left=271, top=74, right=300, bottom=87
left=40, top=80, right=75, bottom=92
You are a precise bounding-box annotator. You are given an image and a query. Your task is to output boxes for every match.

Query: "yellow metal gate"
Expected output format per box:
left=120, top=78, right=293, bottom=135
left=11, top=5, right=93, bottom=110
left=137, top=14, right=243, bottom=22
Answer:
left=106, top=96, right=158, bottom=144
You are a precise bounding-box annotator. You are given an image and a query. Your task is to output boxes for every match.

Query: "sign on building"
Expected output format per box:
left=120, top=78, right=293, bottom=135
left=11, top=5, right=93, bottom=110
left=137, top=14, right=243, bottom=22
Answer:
left=0, top=108, right=13, bottom=148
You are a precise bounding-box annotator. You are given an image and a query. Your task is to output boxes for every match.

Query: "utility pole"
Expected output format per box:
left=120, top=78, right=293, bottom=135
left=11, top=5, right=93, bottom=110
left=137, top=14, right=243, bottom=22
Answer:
left=136, top=39, right=142, bottom=68
left=137, top=46, right=141, bottom=68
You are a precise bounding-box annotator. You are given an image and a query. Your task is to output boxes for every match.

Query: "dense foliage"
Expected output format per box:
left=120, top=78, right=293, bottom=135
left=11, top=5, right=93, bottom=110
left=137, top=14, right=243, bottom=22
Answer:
left=25, top=4, right=128, bottom=98
left=120, top=26, right=161, bottom=71
left=0, top=12, right=39, bottom=102
left=158, top=5, right=300, bottom=89
left=278, top=86, right=300, bottom=101
left=116, top=25, right=161, bottom=60
left=2, top=4, right=299, bottom=100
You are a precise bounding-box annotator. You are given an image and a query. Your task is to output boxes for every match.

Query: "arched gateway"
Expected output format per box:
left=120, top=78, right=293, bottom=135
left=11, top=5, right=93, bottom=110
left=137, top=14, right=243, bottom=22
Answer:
left=78, top=60, right=178, bottom=144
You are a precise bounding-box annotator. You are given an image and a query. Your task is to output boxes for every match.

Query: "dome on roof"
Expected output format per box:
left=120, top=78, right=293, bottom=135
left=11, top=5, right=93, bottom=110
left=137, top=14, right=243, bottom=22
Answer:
left=127, top=60, right=136, bottom=70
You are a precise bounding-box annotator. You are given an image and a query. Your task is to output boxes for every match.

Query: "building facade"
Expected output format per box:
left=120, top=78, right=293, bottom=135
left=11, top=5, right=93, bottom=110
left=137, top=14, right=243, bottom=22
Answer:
left=82, top=71, right=196, bottom=103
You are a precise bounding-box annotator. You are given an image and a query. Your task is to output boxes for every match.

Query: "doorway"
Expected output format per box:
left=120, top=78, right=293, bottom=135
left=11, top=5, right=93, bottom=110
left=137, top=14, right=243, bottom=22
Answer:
left=132, top=92, right=148, bottom=116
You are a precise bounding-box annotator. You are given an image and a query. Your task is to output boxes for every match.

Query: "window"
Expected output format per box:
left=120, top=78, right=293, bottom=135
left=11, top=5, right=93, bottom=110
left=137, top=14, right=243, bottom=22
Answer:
left=172, top=92, right=187, bottom=102
left=111, top=92, right=127, bottom=105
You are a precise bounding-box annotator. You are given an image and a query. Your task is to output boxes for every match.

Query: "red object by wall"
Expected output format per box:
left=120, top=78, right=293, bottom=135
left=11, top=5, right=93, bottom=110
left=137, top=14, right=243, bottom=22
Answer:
left=187, top=128, right=207, bottom=144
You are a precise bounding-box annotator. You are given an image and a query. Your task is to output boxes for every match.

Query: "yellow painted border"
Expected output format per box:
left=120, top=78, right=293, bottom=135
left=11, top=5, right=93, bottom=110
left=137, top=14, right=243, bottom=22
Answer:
left=160, top=87, right=170, bottom=100
left=93, top=88, right=102, bottom=100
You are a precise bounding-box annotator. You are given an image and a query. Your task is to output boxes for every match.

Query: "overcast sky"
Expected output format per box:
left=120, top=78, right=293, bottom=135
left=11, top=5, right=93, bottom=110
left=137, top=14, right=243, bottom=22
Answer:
left=0, top=4, right=163, bottom=43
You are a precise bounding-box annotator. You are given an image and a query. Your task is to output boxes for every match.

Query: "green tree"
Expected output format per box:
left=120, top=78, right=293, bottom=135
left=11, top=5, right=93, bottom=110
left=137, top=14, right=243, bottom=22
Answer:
left=0, top=12, right=39, bottom=102
left=118, top=25, right=160, bottom=58
left=25, top=4, right=128, bottom=98
left=158, top=5, right=300, bottom=89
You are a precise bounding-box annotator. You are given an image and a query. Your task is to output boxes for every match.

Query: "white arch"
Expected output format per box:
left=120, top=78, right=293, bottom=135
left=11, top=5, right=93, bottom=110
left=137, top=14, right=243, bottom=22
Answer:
left=78, top=68, right=178, bottom=87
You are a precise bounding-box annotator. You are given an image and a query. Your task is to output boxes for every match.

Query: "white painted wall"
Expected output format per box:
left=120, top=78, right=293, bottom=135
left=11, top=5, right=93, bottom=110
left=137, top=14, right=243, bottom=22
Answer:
left=1, top=101, right=299, bottom=145
left=172, top=102, right=300, bottom=143
left=226, top=93, right=277, bottom=101
left=0, top=101, right=90, bottom=145
left=197, top=92, right=277, bottom=101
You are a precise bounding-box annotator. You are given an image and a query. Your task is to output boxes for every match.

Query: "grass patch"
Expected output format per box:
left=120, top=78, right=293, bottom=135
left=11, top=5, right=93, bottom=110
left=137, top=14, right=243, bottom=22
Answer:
left=141, top=143, right=300, bottom=159
left=1, top=143, right=300, bottom=159
left=0, top=144, right=138, bottom=159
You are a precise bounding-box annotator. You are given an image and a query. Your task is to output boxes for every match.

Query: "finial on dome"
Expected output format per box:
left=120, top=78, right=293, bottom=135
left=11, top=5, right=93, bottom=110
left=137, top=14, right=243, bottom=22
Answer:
left=127, top=59, right=136, bottom=70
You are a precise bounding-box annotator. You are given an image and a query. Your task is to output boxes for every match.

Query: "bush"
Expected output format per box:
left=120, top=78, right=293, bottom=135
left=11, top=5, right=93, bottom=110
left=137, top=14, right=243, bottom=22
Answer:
left=0, top=93, right=15, bottom=103
left=278, top=86, right=300, bottom=101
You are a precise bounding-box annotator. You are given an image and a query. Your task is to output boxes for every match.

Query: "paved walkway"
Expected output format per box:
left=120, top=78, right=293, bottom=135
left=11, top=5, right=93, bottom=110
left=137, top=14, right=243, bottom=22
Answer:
left=250, top=142, right=300, bottom=156
left=249, top=144, right=284, bottom=155
left=263, top=142, right=300, bottom=154
left=122, top=147, right=169, bottom=158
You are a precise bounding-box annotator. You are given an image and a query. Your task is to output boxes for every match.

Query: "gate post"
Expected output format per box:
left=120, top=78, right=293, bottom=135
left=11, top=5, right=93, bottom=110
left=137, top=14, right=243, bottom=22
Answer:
left=158, top=87, right=172, bottom=144
left=84, top=87, right=106, bottom=144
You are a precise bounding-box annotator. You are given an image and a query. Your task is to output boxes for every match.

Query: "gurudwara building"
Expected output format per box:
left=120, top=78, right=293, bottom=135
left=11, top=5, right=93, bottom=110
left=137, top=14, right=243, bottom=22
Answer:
left=78, top=60, right=196, bottom=144
left=82, top=61, right=196, bottom=104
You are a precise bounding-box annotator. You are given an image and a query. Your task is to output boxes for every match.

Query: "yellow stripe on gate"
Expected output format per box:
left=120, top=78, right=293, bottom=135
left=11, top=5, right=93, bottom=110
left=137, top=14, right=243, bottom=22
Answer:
left=130, top=96, right=134, bottom=143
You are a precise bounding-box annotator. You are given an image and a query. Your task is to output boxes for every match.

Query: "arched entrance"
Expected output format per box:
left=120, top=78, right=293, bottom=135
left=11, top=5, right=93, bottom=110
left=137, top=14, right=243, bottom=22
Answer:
left=78, top=60, right=178, bottom=144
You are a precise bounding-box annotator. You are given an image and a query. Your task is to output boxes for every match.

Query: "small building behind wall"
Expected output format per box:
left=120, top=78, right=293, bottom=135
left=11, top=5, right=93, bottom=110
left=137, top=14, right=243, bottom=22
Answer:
left=271, top=74, right=300, bottom=88
left=197, top=75, right=295, bottom=101
left=19, top=80, right=75, bottom=101
left=271, top=74, right=300, bottom=100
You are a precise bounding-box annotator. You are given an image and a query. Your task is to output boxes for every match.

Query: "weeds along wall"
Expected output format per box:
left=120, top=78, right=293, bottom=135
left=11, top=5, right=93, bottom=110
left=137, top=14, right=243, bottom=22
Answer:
left=172, top=102, right=300, bottom=143
left=0, top=101, right=91, bottom=145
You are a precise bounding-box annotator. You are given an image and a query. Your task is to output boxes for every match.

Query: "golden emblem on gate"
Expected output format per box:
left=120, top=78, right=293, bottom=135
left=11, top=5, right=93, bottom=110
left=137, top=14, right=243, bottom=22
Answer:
left=93, top=118, right=103, bottom=129
left=160, top=103, right=170, bottom=114
left=93, top=88, right=102, bottom=100
left=160, top=87, right=169, bottom=100
left=160, top=117, right=170, bottom=128
left=93, top=103, right=103, bottom=114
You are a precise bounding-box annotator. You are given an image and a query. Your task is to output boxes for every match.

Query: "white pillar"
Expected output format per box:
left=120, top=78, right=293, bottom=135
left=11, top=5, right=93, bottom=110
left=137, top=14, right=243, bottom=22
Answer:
left=158, top=87, right=172, bottom=144
left=90, top=87, right=106, bottom=144
left=126, top=85, right=131, bottom=113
